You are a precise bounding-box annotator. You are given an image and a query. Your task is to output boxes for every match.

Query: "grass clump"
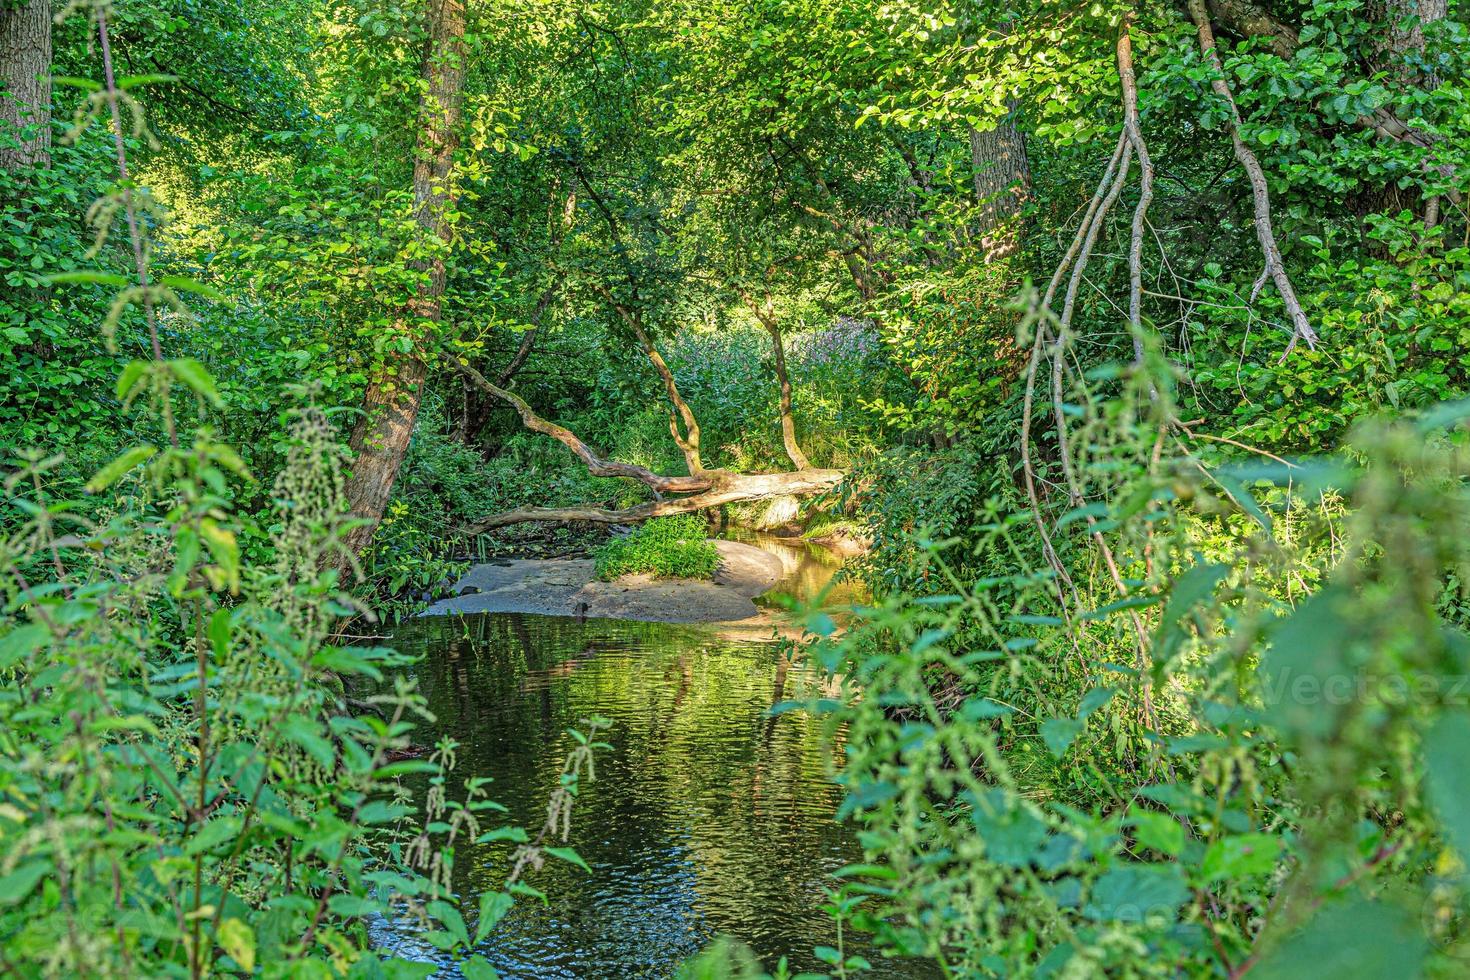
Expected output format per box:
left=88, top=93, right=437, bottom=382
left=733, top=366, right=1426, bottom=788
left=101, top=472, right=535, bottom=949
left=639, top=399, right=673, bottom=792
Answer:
left=593, top=514, right=720, bottom=581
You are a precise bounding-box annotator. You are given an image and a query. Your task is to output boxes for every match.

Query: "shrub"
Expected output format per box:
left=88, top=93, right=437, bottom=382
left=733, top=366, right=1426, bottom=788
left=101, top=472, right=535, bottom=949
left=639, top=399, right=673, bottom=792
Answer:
left=592, top=514, right=720, bottom=580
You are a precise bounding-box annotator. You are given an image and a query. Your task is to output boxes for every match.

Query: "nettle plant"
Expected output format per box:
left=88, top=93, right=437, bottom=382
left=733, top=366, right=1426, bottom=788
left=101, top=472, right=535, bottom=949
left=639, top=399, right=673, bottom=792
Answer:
left=0, top=5, right=606, bottom=976
left=793, top=321, right=1470, bottom=975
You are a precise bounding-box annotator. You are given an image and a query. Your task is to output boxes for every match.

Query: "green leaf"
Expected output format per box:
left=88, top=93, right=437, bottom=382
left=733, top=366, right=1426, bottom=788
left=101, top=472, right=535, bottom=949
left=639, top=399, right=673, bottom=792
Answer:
left=1250, top=899, right=1427, bottom=979
left=1130, top=812, right=1184, bottom=857
left=1424, top=710, right=1470, bottom=862
left=281, top=716, right=335, bottom=770
left=475, top=891, right=514, bottom=944
left=1084, top=864, right=1189, bottom=922
left=0, top=861, right=49, bottom=905
left=462, top=956, right=500, bottom=980
left=85, top=445, right=157, bottom=492
left=217, top=918, right=256, bottom=972
left=1201, top=833, right=1281, bottom=881
left=50, top=76, right=102, bottom=92
left=1153, top=562, right=1228, bottom=665
left=117, top=74, right=179, bottom=90
left=0, top=623, right=49, bottom=670
left=543, top=846, right=591, bottom=874
left=116, top=360, right=152, bottom=401
left=426, top=900, right=471, bottom=948
left=1211, top=472, right=1273, bottom=532
left=160, top=275, right=227, bottom=302
left=1041, top=717, right=1083, bottom=757
left=185, top=816, right=242, bottom=856
left=209, top=608, right=232, bottom=661
left=168, top=359, right=224, bottom=407
left=42, top=270, right=128, bottom=287
left=475, top=827, right=529, bottom=845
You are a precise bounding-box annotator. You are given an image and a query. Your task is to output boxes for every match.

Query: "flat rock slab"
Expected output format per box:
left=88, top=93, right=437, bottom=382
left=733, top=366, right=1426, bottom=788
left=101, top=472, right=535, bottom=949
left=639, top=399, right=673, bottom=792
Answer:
left=420, top=540, right=786, bottom=624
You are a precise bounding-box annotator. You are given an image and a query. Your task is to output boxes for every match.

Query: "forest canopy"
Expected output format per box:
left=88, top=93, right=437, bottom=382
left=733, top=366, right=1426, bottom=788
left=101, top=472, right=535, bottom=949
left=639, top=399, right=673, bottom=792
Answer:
left=3, top=0, right=1470, bottom=975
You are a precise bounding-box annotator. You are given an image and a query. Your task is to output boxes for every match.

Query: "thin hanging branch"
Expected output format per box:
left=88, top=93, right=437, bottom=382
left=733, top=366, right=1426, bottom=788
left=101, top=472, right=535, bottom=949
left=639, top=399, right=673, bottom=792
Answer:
left=1117, top=15, right=1155, bottom=365
left=1187, top=0, right=1318, bottom=351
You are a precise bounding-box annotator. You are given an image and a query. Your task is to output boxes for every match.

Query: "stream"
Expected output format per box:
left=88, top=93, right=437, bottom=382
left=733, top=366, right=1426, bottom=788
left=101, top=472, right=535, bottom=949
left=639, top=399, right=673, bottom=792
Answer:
left=378, top=534, right=927, bottom=978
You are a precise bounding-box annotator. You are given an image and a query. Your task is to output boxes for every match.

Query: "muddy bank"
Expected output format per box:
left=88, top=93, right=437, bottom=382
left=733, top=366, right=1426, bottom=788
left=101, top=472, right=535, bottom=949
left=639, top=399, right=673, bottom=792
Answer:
left=420, top=540, right=785, bottom=624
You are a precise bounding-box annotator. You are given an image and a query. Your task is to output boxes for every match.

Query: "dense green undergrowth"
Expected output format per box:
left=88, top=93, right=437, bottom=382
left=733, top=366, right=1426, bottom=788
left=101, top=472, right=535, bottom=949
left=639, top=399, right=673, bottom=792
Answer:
left=592, top=514, right=720, bottom=581
left=4, top=0, right=1470, bottom=974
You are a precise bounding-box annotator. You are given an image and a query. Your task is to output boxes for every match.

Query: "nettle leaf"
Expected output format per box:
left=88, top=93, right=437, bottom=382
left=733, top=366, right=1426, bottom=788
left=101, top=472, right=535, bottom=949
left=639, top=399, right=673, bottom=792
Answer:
left=168, top=359, right=224, bottom=407
left=1084, top=864, right=1189, bottom=922
left=117, top=74, right=179, bottom=90
left=116, top=359, right=152, bottom=401
left=1250, top=899, right=1427, bottom=979
left=160, top=274, right=227, bottom=302
left=1153, top=562, right=1228, bottom=666
left=1041, top=717, right=1083, bottom=757
left=0, top=861, right=50, bottom=905
left=1201, top=833, right=1281, bottom=882
left=185, top=816, right=242, bottom=856
left=475, top=891, right=514, bottom=944
left=1130, top=812, right=1185, bottom=858
left=85, top=445, right=157, bottom=492
left=216, top=918, right=256, bottom=972
left=0, top=622, right=49, bottom=670
left=543, top=846, right=592, bottom=874
left=1424, top=710, right=1470, bottom=862
left=426, top=900, right=471, bottom=949
left=43, top=270, right=127, bottom=287
left=461, top=956, right=500, bottom=980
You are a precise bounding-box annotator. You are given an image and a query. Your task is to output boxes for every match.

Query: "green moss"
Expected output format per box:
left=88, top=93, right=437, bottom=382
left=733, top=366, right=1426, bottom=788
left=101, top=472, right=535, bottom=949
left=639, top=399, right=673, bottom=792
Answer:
left=592, top=515, right=720, bottom=581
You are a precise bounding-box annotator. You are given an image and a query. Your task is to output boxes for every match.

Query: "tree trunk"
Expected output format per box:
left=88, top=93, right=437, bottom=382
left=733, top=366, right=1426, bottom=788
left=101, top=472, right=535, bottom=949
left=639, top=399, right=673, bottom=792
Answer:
left=338, top=0, right=466, bottom=565
left=0, top=0, right=51, bottom=171
left=969, top=111, right=1029, bottom=261
left=596, top=284, right=706, bottom=474
left=766, top=319, right=810, bottom=471
left=738, top=286, right=811, bottom=471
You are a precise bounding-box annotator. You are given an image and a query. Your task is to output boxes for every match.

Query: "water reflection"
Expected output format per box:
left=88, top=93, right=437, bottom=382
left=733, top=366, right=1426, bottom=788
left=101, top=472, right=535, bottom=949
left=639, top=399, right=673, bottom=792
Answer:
left=386, top=610, right=922, bottom=978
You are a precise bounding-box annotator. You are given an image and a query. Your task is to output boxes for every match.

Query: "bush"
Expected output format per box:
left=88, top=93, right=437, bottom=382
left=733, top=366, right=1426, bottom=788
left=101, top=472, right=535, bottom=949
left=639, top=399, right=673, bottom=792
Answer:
left=592, top=514, right=720, bottom=580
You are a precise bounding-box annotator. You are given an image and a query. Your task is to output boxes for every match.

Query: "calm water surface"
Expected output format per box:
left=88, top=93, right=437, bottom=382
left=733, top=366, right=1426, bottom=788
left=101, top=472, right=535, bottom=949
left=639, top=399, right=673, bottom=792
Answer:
left=379, top=536, right=928, bottom=978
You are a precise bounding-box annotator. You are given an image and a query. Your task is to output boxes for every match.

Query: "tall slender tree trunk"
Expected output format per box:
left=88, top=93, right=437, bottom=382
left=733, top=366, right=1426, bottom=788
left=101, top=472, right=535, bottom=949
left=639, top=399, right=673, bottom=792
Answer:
left=766, top=319, right=809, bottom=471
left=739, top=286, right=810, bottom=470
left=338, top=0, right=466, bottom=565
left=0, top=0, right=51, bottom=171
left=969, top=110, right=1029, bottom=261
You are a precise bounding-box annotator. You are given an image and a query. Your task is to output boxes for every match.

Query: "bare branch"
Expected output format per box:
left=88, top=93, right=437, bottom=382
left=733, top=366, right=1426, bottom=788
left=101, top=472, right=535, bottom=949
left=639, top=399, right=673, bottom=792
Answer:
left=592, top=283, right=706, bottom=473
left=1117, top=17, right=1155, bottom=365
left=451, top=358, right=711, bottom=495
left=1188, top=0, right=1318, bottom=350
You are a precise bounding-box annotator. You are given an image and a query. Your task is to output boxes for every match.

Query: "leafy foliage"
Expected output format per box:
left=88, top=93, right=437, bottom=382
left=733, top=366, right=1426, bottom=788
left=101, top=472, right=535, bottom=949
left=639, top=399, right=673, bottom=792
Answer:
left=593, top=514, right=720, bottom=581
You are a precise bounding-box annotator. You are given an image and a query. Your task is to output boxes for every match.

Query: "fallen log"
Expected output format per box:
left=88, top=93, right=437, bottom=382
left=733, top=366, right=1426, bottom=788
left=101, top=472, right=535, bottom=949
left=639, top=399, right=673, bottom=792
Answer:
left=449, top=357, right=845, bottom=531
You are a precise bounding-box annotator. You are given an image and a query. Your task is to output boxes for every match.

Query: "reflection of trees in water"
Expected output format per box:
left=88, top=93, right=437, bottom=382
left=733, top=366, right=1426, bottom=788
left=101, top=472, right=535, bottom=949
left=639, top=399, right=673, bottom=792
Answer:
left=728, top=530, right=864, bottom=610
left=386, top=607, right=863, bottom=971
